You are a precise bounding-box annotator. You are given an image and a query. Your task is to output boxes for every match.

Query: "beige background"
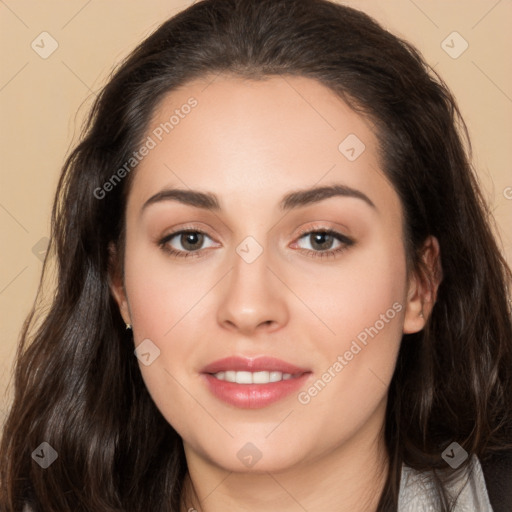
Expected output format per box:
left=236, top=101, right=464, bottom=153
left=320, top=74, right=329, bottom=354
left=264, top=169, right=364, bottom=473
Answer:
left=1, top=0, right=511, bottom=424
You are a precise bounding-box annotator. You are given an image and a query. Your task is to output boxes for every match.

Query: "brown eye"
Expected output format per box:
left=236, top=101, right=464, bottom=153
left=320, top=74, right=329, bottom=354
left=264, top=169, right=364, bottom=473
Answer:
left=179, top=232, right=204, bottom=251
left=294, top=229, right=354, bottom=259
left=308, top=232, right=336, bottom=251
left=159, top=230, right=217, bottom=258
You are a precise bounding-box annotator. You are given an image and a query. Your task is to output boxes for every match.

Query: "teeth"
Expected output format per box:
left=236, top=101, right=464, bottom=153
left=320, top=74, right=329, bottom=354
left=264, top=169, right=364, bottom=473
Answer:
left=235, top=371, right=252, bottom=384
left=253, top=371, right=270, bottom=384
left=269, top=371, right=282, bottom=382
left=212, top=370, right=296, bottom=384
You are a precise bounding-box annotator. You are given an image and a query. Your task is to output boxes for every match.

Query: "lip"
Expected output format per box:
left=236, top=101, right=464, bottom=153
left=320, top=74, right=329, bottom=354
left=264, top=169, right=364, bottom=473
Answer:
left=201, top=356, right=312, bottom=409
left=201, top=356, right=310, bottom=374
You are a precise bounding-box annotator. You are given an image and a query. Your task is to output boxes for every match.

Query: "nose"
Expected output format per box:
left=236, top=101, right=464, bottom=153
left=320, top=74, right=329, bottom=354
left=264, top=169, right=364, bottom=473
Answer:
left=216, top=244, right=289, bottom=336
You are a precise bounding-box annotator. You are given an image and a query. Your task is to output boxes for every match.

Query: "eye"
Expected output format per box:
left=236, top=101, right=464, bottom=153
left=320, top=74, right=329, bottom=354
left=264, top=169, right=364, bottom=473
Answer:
left=157, top=227, right=354, bottom=260
left=158, top=230, right=217, bottom=258
left=294, top=229, right=354, bottom=259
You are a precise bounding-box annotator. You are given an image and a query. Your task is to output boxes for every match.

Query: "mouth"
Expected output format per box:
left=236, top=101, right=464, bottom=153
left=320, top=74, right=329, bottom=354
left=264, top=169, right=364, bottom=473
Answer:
left=209, top=370, right=300, bottom=384
left=201, top=356, right=312, bottom=409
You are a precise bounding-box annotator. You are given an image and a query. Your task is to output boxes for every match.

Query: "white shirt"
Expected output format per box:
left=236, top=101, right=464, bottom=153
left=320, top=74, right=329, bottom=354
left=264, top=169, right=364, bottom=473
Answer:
left=398, top=455, right=494, bottom=511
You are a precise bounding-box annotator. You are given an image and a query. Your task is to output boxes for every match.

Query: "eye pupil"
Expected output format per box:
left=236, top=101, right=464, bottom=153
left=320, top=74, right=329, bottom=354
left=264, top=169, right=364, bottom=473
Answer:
left=311, top=232, right=333, bottom=250
left=182, top=232, right=203, bottom=251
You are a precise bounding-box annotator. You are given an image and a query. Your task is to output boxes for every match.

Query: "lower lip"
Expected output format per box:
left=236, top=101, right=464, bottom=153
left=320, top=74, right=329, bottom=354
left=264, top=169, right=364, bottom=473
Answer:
left=202, top=373, right=311, bottom=409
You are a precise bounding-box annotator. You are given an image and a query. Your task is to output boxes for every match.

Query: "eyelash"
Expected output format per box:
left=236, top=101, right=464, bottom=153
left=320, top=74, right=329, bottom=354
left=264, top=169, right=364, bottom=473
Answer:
left=157, top=227, right=354, bottom=260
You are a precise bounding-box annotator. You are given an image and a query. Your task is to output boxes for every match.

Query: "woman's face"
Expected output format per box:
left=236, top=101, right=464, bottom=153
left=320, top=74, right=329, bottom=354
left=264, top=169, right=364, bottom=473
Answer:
left=111, top=75, right=427, bottom=473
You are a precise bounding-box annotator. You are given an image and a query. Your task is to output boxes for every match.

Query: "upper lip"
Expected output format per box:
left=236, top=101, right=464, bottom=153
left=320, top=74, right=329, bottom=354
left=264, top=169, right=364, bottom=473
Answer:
left=201, top=356, right=310, bottom=375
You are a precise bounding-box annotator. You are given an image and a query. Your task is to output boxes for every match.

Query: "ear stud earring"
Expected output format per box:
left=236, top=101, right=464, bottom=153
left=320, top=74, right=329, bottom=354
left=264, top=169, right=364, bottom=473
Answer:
left=126, top=323, right=132, bottom=330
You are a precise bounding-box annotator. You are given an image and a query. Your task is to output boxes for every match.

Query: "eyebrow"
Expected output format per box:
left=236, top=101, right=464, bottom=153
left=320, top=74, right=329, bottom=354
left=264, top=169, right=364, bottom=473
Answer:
left=141, top=184, right=376, bottom=214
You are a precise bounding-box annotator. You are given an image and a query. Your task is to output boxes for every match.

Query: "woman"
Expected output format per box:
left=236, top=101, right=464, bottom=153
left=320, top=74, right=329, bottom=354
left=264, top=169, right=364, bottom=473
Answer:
left=1, top=0, right=511, bottom=510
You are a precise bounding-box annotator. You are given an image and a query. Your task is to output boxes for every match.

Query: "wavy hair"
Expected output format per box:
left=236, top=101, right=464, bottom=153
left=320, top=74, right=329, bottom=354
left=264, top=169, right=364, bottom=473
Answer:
left=1, top=0, right=511, bottom=510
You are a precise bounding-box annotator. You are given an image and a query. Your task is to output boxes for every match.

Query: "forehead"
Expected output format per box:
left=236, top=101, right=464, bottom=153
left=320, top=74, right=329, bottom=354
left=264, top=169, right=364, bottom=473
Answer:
left=126, top=74, right=397, bottom=217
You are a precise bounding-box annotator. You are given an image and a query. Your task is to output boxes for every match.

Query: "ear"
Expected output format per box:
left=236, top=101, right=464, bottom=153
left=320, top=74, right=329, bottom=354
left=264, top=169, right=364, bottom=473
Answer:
left=403, top=236, right=442, bottom=334
left=108, top=241, right=131, bottom=326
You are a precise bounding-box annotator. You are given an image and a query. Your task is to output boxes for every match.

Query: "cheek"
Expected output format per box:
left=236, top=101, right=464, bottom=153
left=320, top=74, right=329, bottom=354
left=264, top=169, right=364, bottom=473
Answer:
left=291, top=233, right=407, bottom=350
left=291, top=235, right=407, bottom=414
left=122, top=250, right=208, bottom=432
left=123, top=240, right=215, bottom=339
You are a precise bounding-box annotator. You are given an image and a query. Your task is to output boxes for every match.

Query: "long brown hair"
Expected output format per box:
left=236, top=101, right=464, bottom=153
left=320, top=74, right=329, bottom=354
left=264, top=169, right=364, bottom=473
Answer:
left=1, top=0, right=511, bottom=510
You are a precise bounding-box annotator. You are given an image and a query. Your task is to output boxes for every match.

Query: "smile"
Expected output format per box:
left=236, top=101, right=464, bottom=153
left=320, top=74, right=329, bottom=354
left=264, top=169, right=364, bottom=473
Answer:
left=210, top=370, right=299, bottom=384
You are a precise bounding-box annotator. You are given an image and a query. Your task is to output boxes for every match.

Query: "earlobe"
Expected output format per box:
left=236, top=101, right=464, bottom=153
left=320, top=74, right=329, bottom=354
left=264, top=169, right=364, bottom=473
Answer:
left=108, top=242, right=132, bottom=326
left=402, top=236, right=442, bottom=334
left=402, top=274, right=426, bottom=334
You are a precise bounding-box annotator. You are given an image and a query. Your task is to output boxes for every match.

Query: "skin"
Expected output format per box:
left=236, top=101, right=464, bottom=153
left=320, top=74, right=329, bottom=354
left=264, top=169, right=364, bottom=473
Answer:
left=110, top=74, right=441, bottom=512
